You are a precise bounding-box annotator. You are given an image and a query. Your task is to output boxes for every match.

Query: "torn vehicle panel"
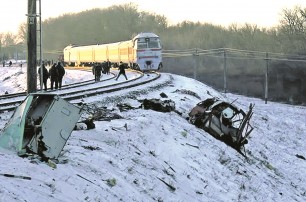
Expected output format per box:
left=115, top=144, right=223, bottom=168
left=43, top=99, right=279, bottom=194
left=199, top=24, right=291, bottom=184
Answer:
left=189, top=97, right=254, bottom=149
left=141, top=99, right=175, bottom=112
left=0, top=93, right=82, bottom=159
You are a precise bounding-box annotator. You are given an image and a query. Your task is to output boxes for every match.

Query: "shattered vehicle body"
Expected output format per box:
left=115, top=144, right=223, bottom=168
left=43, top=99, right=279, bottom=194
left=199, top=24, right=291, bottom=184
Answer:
left=189, top=98, right=254, bottom=150
left=0, top=93, right=82, bottom=160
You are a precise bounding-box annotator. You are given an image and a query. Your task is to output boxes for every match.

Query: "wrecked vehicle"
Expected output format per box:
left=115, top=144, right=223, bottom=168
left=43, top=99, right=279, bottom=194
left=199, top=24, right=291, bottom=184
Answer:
left=0, top=93, right=82, bottom=160
left=189, top=97, right=254, bottom=150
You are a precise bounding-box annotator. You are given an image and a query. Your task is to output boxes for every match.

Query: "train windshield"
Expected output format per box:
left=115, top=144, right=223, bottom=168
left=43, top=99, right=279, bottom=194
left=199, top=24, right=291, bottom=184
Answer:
left=148, top=41, right=160, bottom=48
left=136, top=37, right=161, bottom=49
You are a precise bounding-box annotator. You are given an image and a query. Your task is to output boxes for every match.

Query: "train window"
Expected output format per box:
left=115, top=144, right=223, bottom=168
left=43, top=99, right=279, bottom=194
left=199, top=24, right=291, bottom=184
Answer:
left=148, top=41, right=160, bottom=48
left=136, top=38, right=161, bottom=49
left=137, top=42, right=147, bottom=49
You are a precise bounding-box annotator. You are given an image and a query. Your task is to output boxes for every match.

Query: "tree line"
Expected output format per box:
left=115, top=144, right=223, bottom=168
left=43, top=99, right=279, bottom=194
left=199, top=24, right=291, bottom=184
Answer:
left=1, top=3, right=306, bottom=62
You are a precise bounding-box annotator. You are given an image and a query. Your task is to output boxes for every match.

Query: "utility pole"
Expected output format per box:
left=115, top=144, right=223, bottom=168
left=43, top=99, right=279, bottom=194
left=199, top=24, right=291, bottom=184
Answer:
left=27, top=0, right=37, bottom=94
left=38, top=0, right=43, bottom=91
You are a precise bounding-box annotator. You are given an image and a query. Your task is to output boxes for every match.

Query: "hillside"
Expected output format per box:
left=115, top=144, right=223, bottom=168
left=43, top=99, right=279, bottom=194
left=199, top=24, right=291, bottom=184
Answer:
left=0, top=66, right=305, bottom=201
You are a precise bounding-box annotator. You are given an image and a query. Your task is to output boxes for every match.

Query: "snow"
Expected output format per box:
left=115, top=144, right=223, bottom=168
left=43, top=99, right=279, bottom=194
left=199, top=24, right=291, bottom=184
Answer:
left=0, top=65, right=305, bottom=202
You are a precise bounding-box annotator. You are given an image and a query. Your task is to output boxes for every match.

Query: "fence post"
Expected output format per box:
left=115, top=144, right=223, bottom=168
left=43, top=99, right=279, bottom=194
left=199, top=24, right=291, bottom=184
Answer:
left=264, top=52, right=269, bottom=104
left=223, top=49, right=227, bottom=93
left=193, top=48, right=199, bottom=80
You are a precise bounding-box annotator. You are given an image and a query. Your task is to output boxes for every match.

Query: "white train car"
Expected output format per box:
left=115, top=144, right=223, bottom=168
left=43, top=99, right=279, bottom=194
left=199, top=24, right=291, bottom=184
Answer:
left=64, top=32, right=162, bottom=71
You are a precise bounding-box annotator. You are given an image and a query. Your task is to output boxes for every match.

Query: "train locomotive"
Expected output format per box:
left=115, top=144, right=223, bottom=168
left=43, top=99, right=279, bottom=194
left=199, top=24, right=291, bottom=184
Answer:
left=63, top=32, right=162, bottom=71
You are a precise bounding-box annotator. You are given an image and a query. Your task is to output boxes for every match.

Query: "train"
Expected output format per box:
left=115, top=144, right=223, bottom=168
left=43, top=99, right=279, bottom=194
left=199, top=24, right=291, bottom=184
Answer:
left=63, top=32, right=162, bottom=71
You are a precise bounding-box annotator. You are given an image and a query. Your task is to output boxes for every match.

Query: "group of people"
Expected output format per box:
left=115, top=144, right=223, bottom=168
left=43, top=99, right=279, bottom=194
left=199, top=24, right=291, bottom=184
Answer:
left=92, top=60, right=128, bottom=81
left=2, top=61, right=13, bottom=67
left=38, top=62, right=65, bottom=91
left=92, top=60, right=112, bottom=81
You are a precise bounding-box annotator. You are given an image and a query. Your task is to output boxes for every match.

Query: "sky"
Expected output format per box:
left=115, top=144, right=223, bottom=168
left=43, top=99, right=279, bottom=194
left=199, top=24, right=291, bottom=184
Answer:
left=0, top=65, right=305, bottom=201
left=1, top=0, right=306, bottom=33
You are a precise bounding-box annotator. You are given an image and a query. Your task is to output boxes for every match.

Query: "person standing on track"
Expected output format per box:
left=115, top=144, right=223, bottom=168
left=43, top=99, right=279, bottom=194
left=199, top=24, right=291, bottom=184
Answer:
left=92, top=63, right=96, bottom=81
left=115, top=61, right=128, bottom=81
left=92, top=63, right=102, bottom=81
left=57, top=62, right=65, bottom=89
left=105, top=59, right=111, bottom=75
left=49, top=63, right=59, bottom=90
left=38, top=63, right=49, bottom=91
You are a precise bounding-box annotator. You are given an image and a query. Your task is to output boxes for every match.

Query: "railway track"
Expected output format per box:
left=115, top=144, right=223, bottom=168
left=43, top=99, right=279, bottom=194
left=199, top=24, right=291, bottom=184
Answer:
left=0, top=72, right=115, bottom=110
left=0, top=70, right=160, bottom=113
left=0, top=66, right=105, bottom=100
left=0, top=71, right=115, bottom=102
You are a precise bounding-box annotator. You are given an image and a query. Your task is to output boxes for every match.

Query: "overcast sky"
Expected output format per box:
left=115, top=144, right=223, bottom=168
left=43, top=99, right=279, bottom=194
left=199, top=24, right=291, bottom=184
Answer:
left=1, top=0, right=306, bottom=33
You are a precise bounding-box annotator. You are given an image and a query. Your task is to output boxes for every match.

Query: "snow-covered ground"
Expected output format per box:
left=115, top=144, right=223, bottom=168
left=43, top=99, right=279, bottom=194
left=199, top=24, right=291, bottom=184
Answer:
left=0, top=64, right=93, bottom=94
left=0, top=65, right=305, bottom=202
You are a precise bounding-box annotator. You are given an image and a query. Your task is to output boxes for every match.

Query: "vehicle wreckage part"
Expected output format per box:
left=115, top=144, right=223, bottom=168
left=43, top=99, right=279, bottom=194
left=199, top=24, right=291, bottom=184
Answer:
left=0, top=173, right=31, bottom=180
left=189, top=98, right=254, bottom=149
left=0, top=93, right=82, bottom=159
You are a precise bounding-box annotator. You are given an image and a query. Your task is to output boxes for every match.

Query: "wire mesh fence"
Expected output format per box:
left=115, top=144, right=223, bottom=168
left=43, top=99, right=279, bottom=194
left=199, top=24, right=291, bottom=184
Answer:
left=162, top=48, right=306, bottom=105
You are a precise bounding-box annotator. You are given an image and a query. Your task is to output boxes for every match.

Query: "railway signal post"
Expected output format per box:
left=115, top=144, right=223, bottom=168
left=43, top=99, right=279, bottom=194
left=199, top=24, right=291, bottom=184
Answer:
left=27, top=0, right=37, bottom=94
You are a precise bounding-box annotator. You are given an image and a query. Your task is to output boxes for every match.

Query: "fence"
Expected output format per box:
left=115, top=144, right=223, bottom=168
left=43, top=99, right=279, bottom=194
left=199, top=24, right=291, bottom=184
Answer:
left=162, top=48, right=306, bottom=105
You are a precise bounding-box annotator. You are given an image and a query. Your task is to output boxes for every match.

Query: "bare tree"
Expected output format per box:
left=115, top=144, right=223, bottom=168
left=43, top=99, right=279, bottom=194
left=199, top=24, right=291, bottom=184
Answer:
left=279, top=6, right=306, bottom=34
left=17, top=23, right=27, bottom=44
left=0, top=32, right=17, bottom=59
left=278, top=5, right=306, bottom=53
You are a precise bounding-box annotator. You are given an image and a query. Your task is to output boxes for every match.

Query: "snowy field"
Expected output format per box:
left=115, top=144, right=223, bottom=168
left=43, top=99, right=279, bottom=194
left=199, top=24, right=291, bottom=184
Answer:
left=0, top=65, right=305, bottom=202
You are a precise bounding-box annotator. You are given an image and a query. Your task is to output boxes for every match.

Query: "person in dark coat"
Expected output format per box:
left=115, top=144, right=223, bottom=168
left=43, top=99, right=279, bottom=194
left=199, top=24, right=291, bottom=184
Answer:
left=57, top=62, right=65, bottom=89
left=92, top=63, right=96, bottom=81
left=38, top=64, right=49, bottom=91
left=92, top=63, right=102, bottom=81
left=115, top=61, right=128, bottom=81
left=101, top=62, right=106, bottom=74
left=105, top=59, right=111, bottom=75
left=49, top=63, right=59, bottom=90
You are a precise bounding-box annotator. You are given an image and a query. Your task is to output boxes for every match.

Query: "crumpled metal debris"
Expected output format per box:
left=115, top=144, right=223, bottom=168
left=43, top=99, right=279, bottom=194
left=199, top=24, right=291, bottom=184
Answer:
left=141, top=99, right=175, bottom=112
left=189, top=97, right=254, bottom=150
